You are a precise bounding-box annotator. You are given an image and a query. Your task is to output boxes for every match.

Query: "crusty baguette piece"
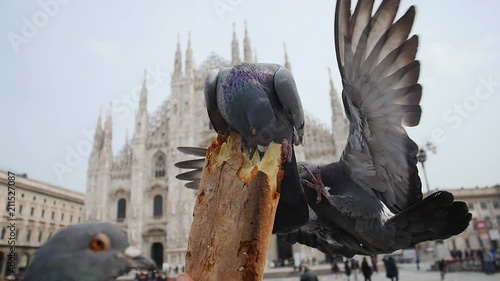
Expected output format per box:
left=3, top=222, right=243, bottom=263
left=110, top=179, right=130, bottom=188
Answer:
left=185, top=131, right=283, bottom=281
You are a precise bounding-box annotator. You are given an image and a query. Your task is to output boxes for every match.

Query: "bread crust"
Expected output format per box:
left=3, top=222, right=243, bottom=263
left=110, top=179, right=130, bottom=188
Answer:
left=185, top=132, right=283, bottom=281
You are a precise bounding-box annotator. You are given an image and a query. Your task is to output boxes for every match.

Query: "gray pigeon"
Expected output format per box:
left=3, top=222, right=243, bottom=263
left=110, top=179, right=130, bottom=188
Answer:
left=179, top=63, right=310, bottom=234
left=285, top=0, right=471, bottom=255
left=175, top=0, right=472, bottom=257
left=204, top=63, right=304, bottom=160
left=24, top=222, right=156, bottom=281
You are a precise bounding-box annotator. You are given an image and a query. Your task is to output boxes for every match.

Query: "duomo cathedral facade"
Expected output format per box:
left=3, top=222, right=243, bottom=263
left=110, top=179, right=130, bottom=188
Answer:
left=84, top=24, right=349, bottom=268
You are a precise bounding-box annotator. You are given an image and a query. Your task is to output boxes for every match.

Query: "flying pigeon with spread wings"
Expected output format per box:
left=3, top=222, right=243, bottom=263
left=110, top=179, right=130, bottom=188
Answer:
left=175, top=0, right=471, bottom=256
left=281, top=0, right=471, bottom=255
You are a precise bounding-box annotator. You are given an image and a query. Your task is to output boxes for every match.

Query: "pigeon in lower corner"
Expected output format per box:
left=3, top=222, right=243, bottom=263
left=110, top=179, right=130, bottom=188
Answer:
left=24, top=222, right=156, bottom=281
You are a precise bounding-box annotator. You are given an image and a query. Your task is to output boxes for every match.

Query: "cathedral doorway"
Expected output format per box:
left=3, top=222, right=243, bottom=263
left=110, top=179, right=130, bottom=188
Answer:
left=277, top=239, right=293, bottom=261
left=151, top=243, right=164, bottom=268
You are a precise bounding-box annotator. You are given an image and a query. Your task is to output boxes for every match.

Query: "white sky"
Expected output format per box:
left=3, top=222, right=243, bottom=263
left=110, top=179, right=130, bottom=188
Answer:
left=1, top=0, right=499, bottom=193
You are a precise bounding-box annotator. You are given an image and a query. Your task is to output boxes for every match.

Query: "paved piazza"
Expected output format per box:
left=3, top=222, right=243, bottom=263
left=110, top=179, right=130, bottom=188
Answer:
left=264, top=263, right=498, bottom=281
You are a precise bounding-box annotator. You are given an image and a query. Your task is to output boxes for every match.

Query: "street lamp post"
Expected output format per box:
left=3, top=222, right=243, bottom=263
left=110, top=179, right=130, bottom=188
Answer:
left=417, top=148, right=430, bottom=194
left=416, top=143, right=437, bottom=258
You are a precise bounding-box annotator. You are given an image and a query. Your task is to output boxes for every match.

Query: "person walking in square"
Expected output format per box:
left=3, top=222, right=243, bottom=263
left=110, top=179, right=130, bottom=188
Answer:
left=361, top=257, right=373, bottom=281
left=300, top=265, right=319, bottom=281
left=331, top=261, right=340, bottom=279
left=438, top=259, right=447, bottom=281
left=344, top=259, right=352, bottom=281
left=383, top=256, right=399, bottom=281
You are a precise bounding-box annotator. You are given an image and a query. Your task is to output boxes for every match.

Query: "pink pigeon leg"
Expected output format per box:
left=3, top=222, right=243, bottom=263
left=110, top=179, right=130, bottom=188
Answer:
left=300, top=164, right=334, bottom=205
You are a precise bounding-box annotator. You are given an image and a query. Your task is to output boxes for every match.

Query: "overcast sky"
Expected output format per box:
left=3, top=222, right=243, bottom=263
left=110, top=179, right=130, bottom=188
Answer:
left=1, top=0, right=499, bottom=194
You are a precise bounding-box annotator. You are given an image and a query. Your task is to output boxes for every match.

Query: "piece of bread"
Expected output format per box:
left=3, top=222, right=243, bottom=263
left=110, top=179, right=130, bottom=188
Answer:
left=185, top=131, right=283, bottom=281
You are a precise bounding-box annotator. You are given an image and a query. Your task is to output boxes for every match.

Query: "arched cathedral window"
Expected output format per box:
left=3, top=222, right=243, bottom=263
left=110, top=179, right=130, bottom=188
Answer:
left=153, top=195, right=163, bottom=217
left=117, top=199, right=126, bottom=221
left=155, top=155, right=166, bottom=178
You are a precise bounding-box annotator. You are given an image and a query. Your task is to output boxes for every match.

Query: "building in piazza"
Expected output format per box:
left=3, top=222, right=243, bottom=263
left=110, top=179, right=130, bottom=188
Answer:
left=84, top=23, right=349, bottom=268
left=0, top=171, right=85, bottom=277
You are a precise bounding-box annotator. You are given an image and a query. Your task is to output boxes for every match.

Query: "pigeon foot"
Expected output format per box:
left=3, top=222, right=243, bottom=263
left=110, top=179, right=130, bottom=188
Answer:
left=240, top=135, right=248, bottom=153
left=282, top=139, right=293, bottom=162
left=300, top=164, right=334, bottom=205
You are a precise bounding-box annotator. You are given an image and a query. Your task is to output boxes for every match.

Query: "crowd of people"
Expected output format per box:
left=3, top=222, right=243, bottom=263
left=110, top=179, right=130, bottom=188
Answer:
left=303, top=255, right=397, bottom=281
left=442, top=247, right=498, bottom=274
left=133, top=271, right=169, bottom=281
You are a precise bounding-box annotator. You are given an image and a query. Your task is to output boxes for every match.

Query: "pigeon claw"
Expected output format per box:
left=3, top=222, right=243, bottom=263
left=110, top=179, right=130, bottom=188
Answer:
left=281, top=139, right=293, bottom=162
left=300, top=164, right=334, bottom=205
left=240, top=135, right=247, bottom=153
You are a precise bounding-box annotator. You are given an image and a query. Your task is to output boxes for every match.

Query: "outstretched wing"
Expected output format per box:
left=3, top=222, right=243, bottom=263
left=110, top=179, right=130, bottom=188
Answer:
left=335, top=0, right=422, bottom=213
left=273, top=66, right=305, bottom=144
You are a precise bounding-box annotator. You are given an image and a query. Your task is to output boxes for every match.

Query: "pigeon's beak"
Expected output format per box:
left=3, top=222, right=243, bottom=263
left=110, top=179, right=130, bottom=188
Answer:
left=258, top=150, right=265, bottom=160
left=123, top=246, right=156, bottom=270
left=257, top=145, right=267, bottom=160
left=249, top=146, right=257, bottom=160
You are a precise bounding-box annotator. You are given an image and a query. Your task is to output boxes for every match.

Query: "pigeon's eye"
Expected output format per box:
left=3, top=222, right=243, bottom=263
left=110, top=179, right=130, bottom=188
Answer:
left=250, top=127, right=257, bottom=135
left=90, top=233, right=110, bottom=251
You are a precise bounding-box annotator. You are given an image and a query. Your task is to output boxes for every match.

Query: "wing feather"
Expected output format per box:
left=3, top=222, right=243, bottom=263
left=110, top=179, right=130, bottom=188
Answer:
left=175, top=148, right=207, bottom=190
left=205, top=68, right=230, bottom=133
left=273, top=66, right=305, bottom=144
left=335, top=0, right=423, bottom=213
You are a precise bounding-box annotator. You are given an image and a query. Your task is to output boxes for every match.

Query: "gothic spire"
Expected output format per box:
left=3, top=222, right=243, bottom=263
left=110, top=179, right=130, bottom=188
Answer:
left=94, top=106, right=103, bottom=138
left=328, top=67, right=348, bottom=159
left=328, top=68, right=346, bottom=129
left=139, top=69, right=148, bottom=114
left=284, top=42, right=292, bottom=73
left=125, top=128, right=129, bottom=147
left=231, top=23, right=241, bottom=65
left=328, top=67, right=334, bottom=91
left=328, top=68, right=340, bottom=111
left=173, top=34, right=183, bottom=78
left=254, top=48, right=257, bottom=62
left=185, top=32, right=194, bottom=78
left=243, top=21, right=254, bottom=63
left=92, top=106, right=104, bottom=152
left=103, top=103, right=113, bottom=150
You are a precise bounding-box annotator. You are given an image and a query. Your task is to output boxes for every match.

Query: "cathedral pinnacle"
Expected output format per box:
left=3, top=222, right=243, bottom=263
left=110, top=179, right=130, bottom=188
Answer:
left=231, top=22, right=241, bottom=65
left=92, top=106, right=104, bottom=152
left=328, top=67, right=348, bottom=159
left=139, top=70, right=148, bottom=114
left=185, top=32, right=194, bottom=78
left=243, top=20, right=254, bottom=63
left=103, top=103, right=113, bottom=150
left=124, top=128, right=129, bottom=147
left=328, top=68, right=346, bottom=128
left=284, top=42, right=292, bottom=73
left=328, top=67, right=334, bottom=90
left=173, top=34, right=183, bottom=78
left=96, top=105, right=103, bottom=133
